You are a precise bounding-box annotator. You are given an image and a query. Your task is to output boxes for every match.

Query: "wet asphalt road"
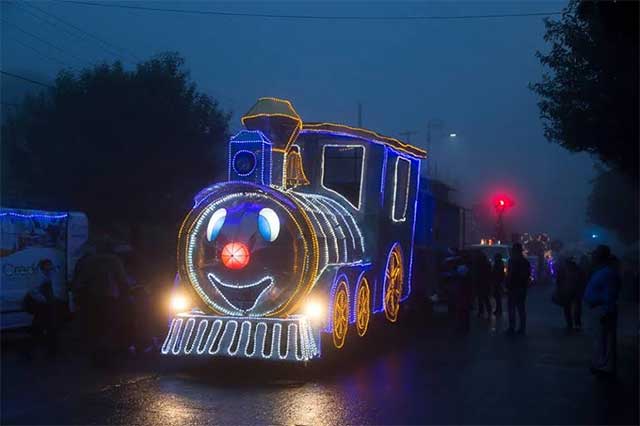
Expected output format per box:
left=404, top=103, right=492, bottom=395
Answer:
left=2, top=283, right=638, bottom=425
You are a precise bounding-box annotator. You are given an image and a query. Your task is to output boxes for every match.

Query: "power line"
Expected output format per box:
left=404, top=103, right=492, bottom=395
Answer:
left=14, top=1, right=107, bottom=56
left=1, top=19, right=85, bottom=65
left=14, top=1, right=131, bottom=65
left=0, top=70, right=54, bottom=89
left=3, top=34, right=70, bottom=68
left=21, top=1, right=140, bottom=63
left=62, top=1, right=562, bottom=21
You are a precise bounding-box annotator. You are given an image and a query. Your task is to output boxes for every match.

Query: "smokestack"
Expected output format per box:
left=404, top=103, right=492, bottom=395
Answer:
left=241, top=97, right=302, bottom=187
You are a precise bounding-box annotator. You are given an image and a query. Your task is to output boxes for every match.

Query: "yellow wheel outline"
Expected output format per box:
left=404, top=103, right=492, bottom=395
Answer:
left=384, top=245, right=404, bottom=323
left=355, top=276, right=371, bottom=337
left=332, top=281, right=349, bottom=349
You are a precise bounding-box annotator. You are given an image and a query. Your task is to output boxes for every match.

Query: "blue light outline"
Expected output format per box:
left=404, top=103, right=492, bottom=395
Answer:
left=228, top=130, right=273, bottom=185
left=380, top=147, right=388, bottom=205
left=193, top=181, right=297, bottom=210
left=230, top=129, right=273, bottom=145
left=401, top=159, right=421, bottom=302
left=0, top=211, right=68, bottom=219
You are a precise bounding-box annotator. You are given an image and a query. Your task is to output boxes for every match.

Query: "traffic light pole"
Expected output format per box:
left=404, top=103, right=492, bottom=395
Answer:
left=496, top=208, right=505, bottom=243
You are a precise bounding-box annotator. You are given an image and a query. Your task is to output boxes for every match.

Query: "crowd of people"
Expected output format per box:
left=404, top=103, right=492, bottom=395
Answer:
left=437, top=242, right=624, bottom=378
left=439, top=243, right=531, bottom=335
left=22, top=233, right=627, bottom=378
left=22, top=239, right=161, bottom=367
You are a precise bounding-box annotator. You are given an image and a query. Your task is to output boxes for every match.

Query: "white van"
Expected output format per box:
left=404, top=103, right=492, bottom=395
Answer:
left=0, top=208, right=88, bottom=329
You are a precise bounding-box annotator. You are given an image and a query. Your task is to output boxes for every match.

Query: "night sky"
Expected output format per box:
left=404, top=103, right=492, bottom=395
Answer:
left=1, top=1, right=597, bottom=244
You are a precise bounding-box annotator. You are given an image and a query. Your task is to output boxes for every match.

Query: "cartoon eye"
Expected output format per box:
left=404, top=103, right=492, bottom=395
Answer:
left=207, top=208, right=226, bottom=241
left=258, top=208, right=280, bottom=242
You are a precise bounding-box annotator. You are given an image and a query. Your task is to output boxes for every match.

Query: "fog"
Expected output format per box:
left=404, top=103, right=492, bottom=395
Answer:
left=1, top=1, right=597, bottom=243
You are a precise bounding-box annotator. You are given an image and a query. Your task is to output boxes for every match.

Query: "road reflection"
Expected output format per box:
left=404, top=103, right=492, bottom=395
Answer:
left=154, top=326, right=424, bottom=424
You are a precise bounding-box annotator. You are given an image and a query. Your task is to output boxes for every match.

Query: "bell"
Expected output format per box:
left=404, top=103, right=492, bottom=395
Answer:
left=285, top=150, right=309, bottom=188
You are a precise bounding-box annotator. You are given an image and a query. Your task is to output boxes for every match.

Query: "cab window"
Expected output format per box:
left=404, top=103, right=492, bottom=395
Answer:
left=321, top=145, right=364, bottom=209
left=392, top=157, right=411, bottom=221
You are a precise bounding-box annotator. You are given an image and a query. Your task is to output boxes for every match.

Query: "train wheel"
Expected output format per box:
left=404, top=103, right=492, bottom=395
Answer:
left=355, top=276, right=371, bottom=337
left=332, top=280, right=349, bottom=349
left=384, top=244, right=404, bottom=323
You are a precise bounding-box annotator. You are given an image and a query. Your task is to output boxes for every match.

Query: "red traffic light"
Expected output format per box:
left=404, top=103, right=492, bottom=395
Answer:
left=492, top=195, right=514, bottom=211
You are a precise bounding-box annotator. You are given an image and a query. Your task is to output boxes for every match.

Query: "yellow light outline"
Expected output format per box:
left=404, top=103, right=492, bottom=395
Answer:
left=384, top=244, right=404, bottom=323
left=240, top=96, right=302, bottom=152
left=241, top=98, right=426, bottom=158
left=332, top=280, right=349, bottom=349
left=272, top=193, right=320, bottom=317
left=241, top=114, right=302, bottom=147
left=355, top=276, right=370, bottom=337
left=304, top=122, right=427, bottom=159
left=257, top=96, right=297, bottom=109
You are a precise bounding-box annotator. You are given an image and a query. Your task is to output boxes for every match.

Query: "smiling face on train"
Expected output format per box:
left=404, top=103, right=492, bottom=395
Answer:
left=188, top=195, right=304, bottom=316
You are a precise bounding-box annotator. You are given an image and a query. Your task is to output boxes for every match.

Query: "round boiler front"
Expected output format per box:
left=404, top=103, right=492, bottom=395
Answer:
left=177, top=182, right=319, bottom=317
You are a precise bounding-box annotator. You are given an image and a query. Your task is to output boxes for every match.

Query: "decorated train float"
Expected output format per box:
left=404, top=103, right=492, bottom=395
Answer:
left=161, top=97, right=426, bottom=362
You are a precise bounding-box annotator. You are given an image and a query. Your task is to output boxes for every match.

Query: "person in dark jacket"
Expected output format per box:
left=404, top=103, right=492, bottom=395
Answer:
left=492, top=253, right=506, bottom=316
left=24, top=259, right=59, bottom=359
left=453, top=252, right=473, bottom=334
left=506, top=243, right=530, bottom=335
left=473, top=251, right=492, bottom=318
left=555, top=256, right=586, bottom=331
left=584, top=245, right=620, bottom=377
left=74, top=239, right=131, bottom=366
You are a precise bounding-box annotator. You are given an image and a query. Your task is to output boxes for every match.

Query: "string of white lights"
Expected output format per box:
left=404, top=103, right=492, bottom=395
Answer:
left=308, top=197, right=348, bottom=263
left=287, top=193, right=330, bottom=267
left=314, top=197, right=356, bottom=251
left=289, top=192, right=339, bottom=263
left=162, top=315, right=320, bottom=361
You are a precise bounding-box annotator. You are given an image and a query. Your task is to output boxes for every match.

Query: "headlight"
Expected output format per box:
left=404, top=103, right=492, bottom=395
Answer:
left=170, top=293, right=190, bottom=312
left=303, top=299, right=325, bottom=322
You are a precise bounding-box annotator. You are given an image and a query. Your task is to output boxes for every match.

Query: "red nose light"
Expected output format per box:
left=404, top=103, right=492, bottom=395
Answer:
left=221, top=242, right=250, bottom=270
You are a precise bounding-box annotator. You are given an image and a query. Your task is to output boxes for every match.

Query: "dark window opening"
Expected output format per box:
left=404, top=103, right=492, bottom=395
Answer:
left=393, top=157, right=411, bottom=221
left=322, top=145, right=364, bottom=209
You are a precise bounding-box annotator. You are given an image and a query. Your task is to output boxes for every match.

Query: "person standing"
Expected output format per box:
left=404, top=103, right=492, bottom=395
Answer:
left=492, top=253, right=506, bottom=316
left=562, top=257, right=586, bottom=331
left=453, top=252, right=473, bottom=334
left=23, top=259, right=59, bottom=359
left=584, top=245, right=621, bottom=377
left=474, top=251, right=492, bottom=318
left=506, top=243, right=530, bottom=335
left=75, top=239, right=131, bottom=366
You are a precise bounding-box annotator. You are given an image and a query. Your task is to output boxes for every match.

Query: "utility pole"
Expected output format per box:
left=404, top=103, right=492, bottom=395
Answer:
left=399, top=130, right=417, bottom=144
left=357, top=102, right=362, bottom=127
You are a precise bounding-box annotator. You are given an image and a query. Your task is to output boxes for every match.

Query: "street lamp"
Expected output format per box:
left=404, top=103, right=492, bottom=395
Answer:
left=426, top=119, right=457, bottom=178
